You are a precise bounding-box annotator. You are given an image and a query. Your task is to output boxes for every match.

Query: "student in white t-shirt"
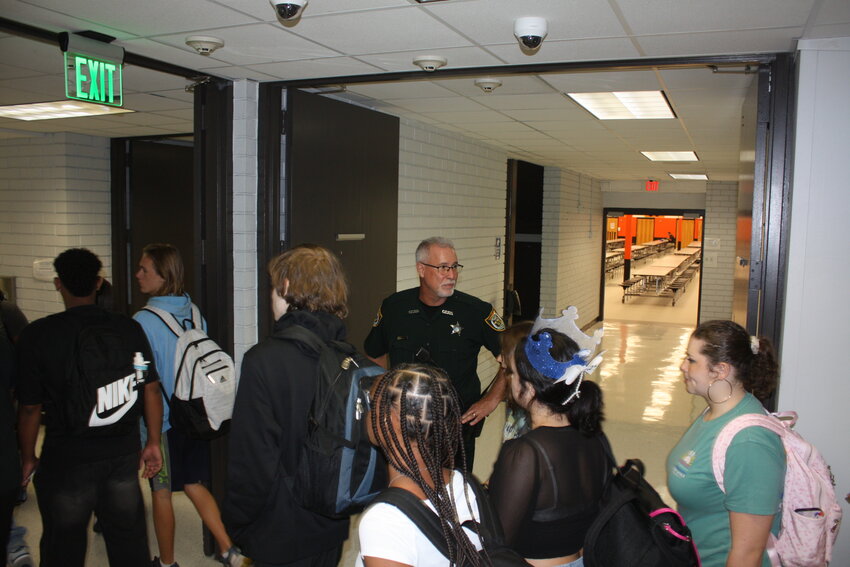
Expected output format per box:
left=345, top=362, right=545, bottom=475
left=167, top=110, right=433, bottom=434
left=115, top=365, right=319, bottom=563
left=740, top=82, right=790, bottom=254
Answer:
left=358, top=364, right=486, bottom=567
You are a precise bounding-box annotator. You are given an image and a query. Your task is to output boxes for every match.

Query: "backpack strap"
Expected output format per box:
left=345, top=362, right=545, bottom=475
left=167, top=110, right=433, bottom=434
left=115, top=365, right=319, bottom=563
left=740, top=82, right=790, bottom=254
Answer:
left=462, top=474, right=503, bottom=545
left=371, top=487, right=452, bottom=558
left=711, top=412, right=789, bottom=567
left=142, top=306, right=185, bottom=338
left=272, top=325, right=327, bottom=355
left=372, top=476, right=490, bottom=559
left=711, top=412, right=790, bottom=493
left=188, top=304, right=202, bottom=331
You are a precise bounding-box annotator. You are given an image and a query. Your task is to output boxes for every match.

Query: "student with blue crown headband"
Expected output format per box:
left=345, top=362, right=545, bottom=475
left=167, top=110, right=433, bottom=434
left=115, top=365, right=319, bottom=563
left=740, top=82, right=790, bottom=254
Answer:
left=488, top=307, right=607, bottom=567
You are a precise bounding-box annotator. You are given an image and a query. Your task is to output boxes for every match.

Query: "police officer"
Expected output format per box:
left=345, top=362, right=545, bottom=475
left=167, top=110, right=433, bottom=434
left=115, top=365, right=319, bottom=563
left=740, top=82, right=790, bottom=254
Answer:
left=364, top=236, right=506, bottom=467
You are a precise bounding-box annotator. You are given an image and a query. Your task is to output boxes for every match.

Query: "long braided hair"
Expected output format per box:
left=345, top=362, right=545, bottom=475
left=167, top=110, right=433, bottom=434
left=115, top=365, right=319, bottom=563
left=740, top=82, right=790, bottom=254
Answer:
left=370, top=363, right=489, bottom=567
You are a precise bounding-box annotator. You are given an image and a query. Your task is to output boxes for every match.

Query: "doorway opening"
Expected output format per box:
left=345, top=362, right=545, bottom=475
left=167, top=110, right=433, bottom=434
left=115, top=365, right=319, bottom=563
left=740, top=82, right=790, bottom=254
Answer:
left=602, top=209, right=704, bottom=326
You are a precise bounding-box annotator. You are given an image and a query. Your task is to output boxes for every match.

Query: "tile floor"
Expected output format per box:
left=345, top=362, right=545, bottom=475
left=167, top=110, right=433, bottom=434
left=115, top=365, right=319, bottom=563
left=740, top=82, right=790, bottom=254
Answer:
left=10, top=259, right=707, bottom=566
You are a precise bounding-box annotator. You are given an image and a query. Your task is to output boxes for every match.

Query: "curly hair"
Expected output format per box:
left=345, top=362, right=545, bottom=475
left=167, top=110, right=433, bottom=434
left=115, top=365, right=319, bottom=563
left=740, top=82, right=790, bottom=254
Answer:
left=267, top=244, right=349, bottom=319
left=513, top=328, right=604, bottom=436
left=369, top=364, right=488, bottom=567
left=692, top=320, right=779, bottom=399
left=54, top=248, right=102, bottom=298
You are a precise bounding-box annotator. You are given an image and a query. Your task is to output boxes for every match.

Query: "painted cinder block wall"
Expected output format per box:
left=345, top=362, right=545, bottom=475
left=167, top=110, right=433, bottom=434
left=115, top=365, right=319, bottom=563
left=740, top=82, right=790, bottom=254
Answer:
left=0, top=132, right=111, bottom=322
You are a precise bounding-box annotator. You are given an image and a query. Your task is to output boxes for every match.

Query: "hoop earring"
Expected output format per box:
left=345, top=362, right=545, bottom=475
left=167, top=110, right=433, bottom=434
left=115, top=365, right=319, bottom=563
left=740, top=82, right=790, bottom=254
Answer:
left=707, top=378, right=733, bottom=404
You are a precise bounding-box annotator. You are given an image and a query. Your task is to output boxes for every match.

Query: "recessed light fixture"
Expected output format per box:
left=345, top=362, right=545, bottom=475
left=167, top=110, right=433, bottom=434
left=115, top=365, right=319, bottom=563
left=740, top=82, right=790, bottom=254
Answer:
left=567, top=91, right=675, bottom=120
left=0, top=101, right=133, bottom=121
left=641, top=151, right=698, bottom=162
left=669, top=173, right=708, bottom=180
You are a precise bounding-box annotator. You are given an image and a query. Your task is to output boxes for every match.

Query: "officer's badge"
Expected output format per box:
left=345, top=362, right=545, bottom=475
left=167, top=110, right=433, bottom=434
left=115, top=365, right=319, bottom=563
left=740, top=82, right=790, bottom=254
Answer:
left=371, top=307, right=382, bottom=327
left=485, top=309, right=506, bottom=332
left=450, top=321, right=462, bottom=336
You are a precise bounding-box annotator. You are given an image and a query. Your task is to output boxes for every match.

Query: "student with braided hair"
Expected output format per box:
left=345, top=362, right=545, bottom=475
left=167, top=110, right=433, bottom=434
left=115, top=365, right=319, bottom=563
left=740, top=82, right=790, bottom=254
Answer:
left=358, top=364, right=487, bottom=567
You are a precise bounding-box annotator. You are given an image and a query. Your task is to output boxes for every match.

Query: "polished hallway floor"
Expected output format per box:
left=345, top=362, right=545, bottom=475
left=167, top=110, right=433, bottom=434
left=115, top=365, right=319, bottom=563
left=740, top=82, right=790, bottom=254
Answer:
left=12, top=291, right=706, bottom=566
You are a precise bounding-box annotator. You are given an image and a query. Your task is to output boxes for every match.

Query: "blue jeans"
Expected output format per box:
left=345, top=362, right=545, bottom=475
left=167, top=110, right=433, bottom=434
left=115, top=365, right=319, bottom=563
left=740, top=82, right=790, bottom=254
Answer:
left=554, top=557, right=584, bottom=567
left=34, top=452, right=150, bottom=567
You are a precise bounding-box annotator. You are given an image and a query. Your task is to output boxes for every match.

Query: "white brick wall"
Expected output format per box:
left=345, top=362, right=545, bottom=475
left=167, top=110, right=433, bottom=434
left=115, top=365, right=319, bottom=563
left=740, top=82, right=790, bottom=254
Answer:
left=397, top=118, right=507, bottom=381
left=700, top=181, right=737, bottom=322
left=231, top=79, right=260, bottom=367
left=540, top=168, right=604, bottom=328
left=0, top=133, right=111, bottom=321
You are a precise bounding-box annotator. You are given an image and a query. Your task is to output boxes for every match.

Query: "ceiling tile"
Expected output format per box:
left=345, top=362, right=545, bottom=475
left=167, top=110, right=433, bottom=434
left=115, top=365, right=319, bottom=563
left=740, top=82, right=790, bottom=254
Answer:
left=246, top=57, right=384, bottom=80
left=636, top=27, right=803, bottom=57
left=616, top=0, right=815, bottom=35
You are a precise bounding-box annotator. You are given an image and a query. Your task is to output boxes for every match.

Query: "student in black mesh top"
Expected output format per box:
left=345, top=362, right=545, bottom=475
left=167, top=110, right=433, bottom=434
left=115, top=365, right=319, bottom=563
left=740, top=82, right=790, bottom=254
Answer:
left=488, top=327, right=607, bottom=567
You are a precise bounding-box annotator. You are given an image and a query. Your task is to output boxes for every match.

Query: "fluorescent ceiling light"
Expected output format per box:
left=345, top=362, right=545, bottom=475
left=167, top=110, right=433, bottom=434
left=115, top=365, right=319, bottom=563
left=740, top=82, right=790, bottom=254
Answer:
left=0, top=101, right=133, bottom=121
left=641, top=151, right=698, bottom=162
left=567, top=91, right=675, bottom=120
left=669, top=173, right=708, bottom=180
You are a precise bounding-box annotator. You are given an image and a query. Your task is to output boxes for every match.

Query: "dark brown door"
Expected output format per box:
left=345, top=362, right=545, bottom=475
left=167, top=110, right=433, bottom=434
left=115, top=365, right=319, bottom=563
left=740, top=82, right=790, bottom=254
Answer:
left=112, top=139, right=195, bottom=315
left=505, top=159, right=543, bottom=326
left=285, top=89, right=399, bottom=350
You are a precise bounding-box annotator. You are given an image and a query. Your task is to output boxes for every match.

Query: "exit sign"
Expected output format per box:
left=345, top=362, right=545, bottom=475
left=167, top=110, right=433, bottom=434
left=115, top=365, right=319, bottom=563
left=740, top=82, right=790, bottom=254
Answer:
left=65, top=52, right=123, bottom=107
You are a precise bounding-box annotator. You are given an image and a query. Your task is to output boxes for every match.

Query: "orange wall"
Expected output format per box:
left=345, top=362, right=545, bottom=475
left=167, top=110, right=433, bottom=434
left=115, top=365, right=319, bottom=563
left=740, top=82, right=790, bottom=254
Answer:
left=654, top=217, right=678, bottom=239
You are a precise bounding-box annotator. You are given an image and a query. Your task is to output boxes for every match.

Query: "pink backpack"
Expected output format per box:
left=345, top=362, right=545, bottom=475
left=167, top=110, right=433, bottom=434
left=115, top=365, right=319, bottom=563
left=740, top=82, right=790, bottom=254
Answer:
left=712, top=412, right=842, bottom=567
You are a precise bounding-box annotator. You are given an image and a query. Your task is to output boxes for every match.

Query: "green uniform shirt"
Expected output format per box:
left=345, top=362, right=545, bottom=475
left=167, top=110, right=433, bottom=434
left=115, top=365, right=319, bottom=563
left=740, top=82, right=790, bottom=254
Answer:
left=364, top=288, right=504, bottom=409
left=667, top=393, right=785, bottom=567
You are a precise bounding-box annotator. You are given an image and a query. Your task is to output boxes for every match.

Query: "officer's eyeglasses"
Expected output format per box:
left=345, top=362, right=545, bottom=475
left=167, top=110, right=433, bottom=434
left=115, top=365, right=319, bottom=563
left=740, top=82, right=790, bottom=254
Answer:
left=420, top=262, right=463, bottom=274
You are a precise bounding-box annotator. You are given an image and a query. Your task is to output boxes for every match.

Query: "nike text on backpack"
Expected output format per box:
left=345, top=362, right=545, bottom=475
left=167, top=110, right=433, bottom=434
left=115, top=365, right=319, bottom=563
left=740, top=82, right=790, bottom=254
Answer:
left=64, top=312, right=146, bottom=435
left=273, top=325, right=388, bottom=518
left=712, top=411, right=843, bottom=567
left=142, top=305, right=236, bottom=439
left=373, top=475, right=532, bottom=567
left=584, top=437, right=701, bottom=567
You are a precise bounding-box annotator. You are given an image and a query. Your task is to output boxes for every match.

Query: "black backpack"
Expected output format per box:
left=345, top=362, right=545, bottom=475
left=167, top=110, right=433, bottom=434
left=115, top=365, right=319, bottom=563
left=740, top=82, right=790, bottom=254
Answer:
left=62, top=312, right=145, bottom=435
left=372, top=475, right=531, bottom=567
left=274, top=325, right=388, bottom=519
left=583, top=438, right=700, bottom=567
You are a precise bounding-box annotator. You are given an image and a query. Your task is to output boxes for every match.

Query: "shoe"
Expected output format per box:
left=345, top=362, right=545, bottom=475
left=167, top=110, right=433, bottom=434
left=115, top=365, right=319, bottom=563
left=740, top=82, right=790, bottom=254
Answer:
left=219, top=546, right=252, bottom=567
left=8, top=545, right=34, bottom=567
left=151, top=557, right=180, bottom=567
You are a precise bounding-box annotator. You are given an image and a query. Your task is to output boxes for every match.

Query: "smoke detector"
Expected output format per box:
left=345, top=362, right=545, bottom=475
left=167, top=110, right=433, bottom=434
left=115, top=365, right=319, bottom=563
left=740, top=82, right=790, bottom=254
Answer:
left=474, top=78, right=502, bottom=93
left=412, top=55, right=448, bottom=72
left=185, top=36, right=224, bottom=56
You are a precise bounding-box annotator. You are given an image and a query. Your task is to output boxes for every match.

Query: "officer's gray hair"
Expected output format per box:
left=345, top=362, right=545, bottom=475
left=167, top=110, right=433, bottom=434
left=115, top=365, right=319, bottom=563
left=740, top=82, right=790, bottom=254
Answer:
left=415, top=237, right=455, bottom=263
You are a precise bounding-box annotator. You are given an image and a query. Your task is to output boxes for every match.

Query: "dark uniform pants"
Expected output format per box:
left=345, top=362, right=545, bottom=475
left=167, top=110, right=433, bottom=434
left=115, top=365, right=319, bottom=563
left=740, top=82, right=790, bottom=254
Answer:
left=34, top=452, right=150, bottom=567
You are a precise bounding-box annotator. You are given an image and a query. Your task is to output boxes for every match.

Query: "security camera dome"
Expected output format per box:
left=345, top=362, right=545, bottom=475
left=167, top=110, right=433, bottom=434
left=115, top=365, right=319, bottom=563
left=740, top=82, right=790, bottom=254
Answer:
left=518, top=35, right=542, bottom=49
left=271, top=0, right=308, bottom=22
left=276, top=4, right=300, bottom=19
left=514, top=17, right=548, bottom=51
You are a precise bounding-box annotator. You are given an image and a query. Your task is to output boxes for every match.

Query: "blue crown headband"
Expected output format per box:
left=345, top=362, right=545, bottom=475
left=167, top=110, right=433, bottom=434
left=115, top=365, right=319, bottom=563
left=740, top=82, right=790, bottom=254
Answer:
left=524, top=306, right=605, bottom=405
left=524, top=332, right=586, bottom=380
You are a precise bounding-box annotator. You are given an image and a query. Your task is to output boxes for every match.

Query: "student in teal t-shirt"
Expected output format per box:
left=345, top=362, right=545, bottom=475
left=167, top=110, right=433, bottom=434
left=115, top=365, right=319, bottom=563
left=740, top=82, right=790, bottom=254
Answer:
left=667, top=320, right=785, bottom=567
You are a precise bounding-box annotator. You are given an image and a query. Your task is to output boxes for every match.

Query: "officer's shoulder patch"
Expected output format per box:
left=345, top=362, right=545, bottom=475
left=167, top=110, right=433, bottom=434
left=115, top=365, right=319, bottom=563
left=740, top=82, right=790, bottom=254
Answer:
left=485, top=308, right=506, bottom=332
left=371, top=307, right=382, bottom=328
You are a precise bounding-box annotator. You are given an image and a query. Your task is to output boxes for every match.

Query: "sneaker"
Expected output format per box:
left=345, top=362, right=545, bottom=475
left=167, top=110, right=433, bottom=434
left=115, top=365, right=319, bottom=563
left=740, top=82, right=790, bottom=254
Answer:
left=151, top=557, right=180, bottom=567
left=219, top=546, right=252, bottom=567
left=8, top=545, right=34, bottom=567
